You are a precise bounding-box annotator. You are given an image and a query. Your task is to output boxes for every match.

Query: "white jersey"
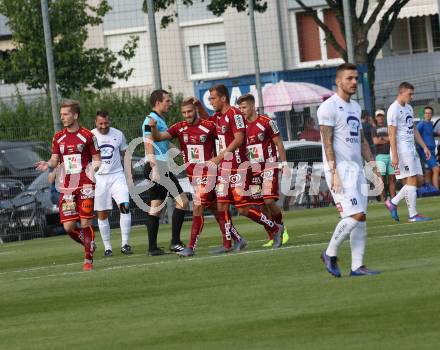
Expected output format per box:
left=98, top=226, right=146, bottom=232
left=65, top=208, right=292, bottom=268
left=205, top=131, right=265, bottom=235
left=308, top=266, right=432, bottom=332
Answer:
left=387, top=100, right=416, bottom=155
left=317, top=93, right=363, bottom=168
left=92, top=127, right=128, bottom=175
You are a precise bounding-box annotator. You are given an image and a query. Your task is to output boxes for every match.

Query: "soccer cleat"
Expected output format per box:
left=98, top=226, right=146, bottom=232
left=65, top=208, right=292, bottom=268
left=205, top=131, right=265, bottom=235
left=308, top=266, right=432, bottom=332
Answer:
left=350, top=266, right=381, bottom=276
left=385, top=200, right=399, bottom=222
left=104, top=249, right=113, bottom=257
left=211, top=246, right=233, bottom=254
left=262, top=239, right=273, bottom=248
left=233, top=237, right=247, bottom=252
left=272, top=224, right=284, bottom=249
left=169, top=242, right=186, bottom=253
left=408, top=214, right=432, bottom=223
left=148, top=248, right=165, bottom=256
left=121, top=244, right=134, bottom=255
left=83, top=259, right=93, bottom=271
left=321, top=250, right=341, bottom=278
left=177, top=247, right=195, bottom=257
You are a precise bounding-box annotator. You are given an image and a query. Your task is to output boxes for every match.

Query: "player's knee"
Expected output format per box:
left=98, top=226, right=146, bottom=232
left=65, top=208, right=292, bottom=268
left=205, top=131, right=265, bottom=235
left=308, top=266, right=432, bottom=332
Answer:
left=119, top=202, right=130, bottom=214
left=237, top=206, right=248, bottom=216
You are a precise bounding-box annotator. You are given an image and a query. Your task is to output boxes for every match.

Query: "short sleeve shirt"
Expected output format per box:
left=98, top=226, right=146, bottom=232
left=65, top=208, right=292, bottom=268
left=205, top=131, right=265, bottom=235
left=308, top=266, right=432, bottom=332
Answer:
left=92, top=127, right=128, bottom=175
left=387, top=100, right=416, bottom=155
left=142, top=111, right=169, bottom=162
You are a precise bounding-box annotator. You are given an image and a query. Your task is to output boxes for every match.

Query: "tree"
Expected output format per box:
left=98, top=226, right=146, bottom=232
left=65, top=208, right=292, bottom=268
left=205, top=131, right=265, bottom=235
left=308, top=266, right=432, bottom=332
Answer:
left=142, top=0, right=267, bottom=28
left=295, top=0, right=410, bottom=109
left=0, top=0, right=139, bottom=96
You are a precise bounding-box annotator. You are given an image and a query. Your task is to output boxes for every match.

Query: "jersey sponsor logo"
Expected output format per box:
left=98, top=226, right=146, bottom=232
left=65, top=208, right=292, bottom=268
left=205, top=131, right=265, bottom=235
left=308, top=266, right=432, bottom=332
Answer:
left=81, top=198, right=94, bottom=214
left=229, top=173, right=242, bottom=184
left=99, top=144, right=115, bottom=160
left=262, top=169, right=274, bottom=179
left=80, top=187, right=95, bottom=199
left=252, top=176, right=262, bottom=184
left=63, top=194, right=74, bottom=201
left=346, top=116, right=360, bottom=136
left=187, top=145, right=204, bottom=164
left=269, top=120, right=279, bottom=134
left=63, top=154, right=82, bottom=174
left=247, top=144, right=265, bottom=163
left=406, top=115, right=414, bottom=130
left=216, top=183, right=225, bottom=195
left=234, top=114, right=245, bottom=129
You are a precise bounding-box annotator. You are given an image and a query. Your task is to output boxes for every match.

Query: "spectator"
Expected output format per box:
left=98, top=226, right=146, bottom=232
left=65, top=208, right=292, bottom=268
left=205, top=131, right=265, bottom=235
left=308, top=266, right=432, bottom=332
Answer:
left=416, top=106, right=440, bottom=189
left=372, top=109, right=396, bottom=201
left=298, top=116, right=321, bottom=142
left=361, top=113, right=375, bottom=155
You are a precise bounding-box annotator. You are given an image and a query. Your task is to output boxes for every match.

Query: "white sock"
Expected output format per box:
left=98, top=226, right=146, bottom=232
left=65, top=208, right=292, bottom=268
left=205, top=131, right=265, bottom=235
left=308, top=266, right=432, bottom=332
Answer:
left=120, top=213, right=132, bottom=246
left=391, top=185, right=407, bottom=206
left=405, top=185, right=418, bottom=217
left=326, top=217, right=359, bottom=257
left=98, top=218, right=112, bottom=251
left=350, top=221, right=366, bottom=271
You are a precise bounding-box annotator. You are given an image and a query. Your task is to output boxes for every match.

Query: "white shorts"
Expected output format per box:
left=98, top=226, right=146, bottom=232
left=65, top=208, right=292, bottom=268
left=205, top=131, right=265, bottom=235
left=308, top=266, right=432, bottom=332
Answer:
left=94, top=172, right=130, bottom=211
left=325, top=161, right=368, bottom=218
left=393, top=150, right=423, bottom=180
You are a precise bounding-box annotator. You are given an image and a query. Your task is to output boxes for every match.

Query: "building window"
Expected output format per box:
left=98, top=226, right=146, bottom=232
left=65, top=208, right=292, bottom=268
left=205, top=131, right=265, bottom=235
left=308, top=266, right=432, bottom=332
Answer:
left=293, top=8, right=345, bottom=65
left=188, top=42, right=228, bottom=78
left=389, top=15, right=439, bottom=55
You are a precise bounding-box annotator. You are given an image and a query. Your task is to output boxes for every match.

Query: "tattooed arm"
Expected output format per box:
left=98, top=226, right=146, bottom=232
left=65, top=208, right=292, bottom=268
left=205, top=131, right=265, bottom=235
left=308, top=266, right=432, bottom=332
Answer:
left=360, top=130, right=374, bottom=162
left=320, top=125, right=342, bottom=193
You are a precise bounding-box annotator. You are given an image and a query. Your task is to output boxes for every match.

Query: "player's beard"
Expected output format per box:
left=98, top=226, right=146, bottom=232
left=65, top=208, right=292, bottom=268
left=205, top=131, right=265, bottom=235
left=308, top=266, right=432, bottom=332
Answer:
left=98, top=127, right=109, bottom=134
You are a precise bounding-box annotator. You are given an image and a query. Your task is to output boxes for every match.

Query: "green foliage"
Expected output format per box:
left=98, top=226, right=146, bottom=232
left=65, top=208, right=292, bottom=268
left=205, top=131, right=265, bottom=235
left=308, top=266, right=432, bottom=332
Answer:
left=0, top=0, right=138, bottom=95
left=0, top=90, right=183, bottom=147
left=142, top=0, right=267, bottom=28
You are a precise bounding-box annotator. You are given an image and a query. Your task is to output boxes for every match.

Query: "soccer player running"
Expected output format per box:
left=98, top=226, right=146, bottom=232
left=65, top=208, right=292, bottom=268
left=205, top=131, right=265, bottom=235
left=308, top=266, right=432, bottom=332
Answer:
left=208, top=84, right=283, bottom=253
left=318, top=63, right=381, bottom=277
left=92, top=110, right=133, bottom=257
left=36, top=100, right=101, bottom=271
left=237, top=93, right=290, bottom=247
left=142, top=90, right=189, bottom=256
left=385, top=82, right=432, bottom=222
left=148, top=97, right=230, bottom=256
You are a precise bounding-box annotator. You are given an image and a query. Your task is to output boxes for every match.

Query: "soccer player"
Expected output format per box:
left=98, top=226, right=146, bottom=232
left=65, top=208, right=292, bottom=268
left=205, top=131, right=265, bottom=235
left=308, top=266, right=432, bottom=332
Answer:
left=372, top=109, right=396, bottom=201
left=148, top=97, right=238, bottom=256
left=208, top=84, right=283, bottom=253
left=142, top=90, right=189, bottom=256
left=237, top=93, right=290, bottom=247
left=36, top=99, right=101, bottom=271
left=416, top=106, right=439, bottom=189
left=92, top=110, right=133, bottom=257
left=385, top=82, right=432, bottom=222
left=318, top=63, right=381, bottom=277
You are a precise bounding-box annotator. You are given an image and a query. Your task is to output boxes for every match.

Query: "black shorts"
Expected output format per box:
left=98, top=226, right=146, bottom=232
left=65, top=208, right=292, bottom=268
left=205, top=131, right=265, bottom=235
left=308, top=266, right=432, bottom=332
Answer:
left=143, top=162, right=184, bottom=201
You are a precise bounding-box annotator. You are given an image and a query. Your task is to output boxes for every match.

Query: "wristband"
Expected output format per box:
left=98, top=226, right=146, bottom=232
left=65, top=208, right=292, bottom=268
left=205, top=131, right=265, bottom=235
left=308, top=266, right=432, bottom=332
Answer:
left=281, top=161, right=288, bottom=167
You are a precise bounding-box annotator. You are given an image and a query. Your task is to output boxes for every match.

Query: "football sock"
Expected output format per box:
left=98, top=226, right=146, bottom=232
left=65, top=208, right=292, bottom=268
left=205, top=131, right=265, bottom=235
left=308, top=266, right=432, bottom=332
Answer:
left=82, top=226, right=94, bottom=261
left=247, top=208, right=278, bottom=235
left=171, top=208, right=185, bottom=244
left=391, top=185, right=407, bottom=206
left=405, top=185, right=418, bottom=217
left=120, top=213, right=131, bottom=247
left=98, top=218, right=112, bottom=251
left=146, top=214, right=160, bottom=251
left=68, top=228, right=84, bottom=246
left=189, top=215, right=204, bottom=250
left=216, top=211, right=233, bottom=249
left=326, top=217, right=359, bottom=257
left=350, top=221, right=366, bottom=271
left=272, top=211, right=283, bottom=225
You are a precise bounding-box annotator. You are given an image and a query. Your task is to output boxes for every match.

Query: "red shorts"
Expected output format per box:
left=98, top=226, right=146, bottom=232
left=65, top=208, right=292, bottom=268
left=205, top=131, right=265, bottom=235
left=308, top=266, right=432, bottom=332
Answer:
left=261, top=167, right=279, bottom=200
left=190, top=175, right=216, bottom=207
left=59, top=185, right=95, bottom=223
left=216, top=167, right=260, bottom=207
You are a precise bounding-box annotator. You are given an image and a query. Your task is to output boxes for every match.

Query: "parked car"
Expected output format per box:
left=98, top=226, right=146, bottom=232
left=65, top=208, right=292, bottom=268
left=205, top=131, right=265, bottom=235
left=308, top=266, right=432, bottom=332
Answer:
left=0, top=178, right=25, bottom=200
left=0, top=141, right=50, bottom=185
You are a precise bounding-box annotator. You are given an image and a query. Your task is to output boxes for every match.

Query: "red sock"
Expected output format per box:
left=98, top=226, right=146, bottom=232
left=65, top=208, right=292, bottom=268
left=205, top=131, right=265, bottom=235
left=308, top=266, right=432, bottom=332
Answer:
left=247, top=208, right=278, bottom=235
left=82, top=226, right=94, bottom=261
left=189, top=216, right=204, bottom=250
left=216, top=211, right=232, bottom=249
left=272, top=211, right=283, bottom=225
left=68, top=228, right=84, bottom=246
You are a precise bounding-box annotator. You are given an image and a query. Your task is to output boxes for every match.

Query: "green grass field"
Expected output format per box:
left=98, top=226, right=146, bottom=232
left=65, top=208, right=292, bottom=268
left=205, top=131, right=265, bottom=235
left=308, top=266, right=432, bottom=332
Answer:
left=1, top=198, right=440, bottom=350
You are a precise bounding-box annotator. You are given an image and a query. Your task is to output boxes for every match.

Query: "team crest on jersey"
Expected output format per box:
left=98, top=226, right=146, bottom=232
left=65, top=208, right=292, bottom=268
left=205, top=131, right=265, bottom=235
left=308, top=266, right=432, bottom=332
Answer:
left=346, top=116, right=360, bottom=136
left=60, top=144, right=65, bottom=154
left=200, top=135, right=207, bottom=143
left=234, top=114, right=245, bottom=129
left=257, top=133, right=265, bottom=141
left=76, top=144, right=85, bottom=152
left=183, top=134, right=189, bottom=143
left=269, top=120, right=279, bottom=134
left=221, top=125, right=227, bottom=133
